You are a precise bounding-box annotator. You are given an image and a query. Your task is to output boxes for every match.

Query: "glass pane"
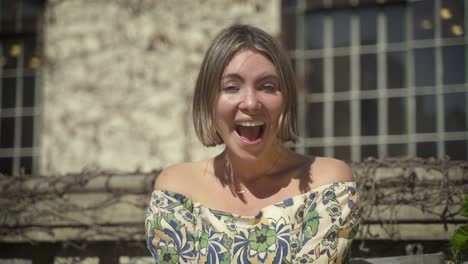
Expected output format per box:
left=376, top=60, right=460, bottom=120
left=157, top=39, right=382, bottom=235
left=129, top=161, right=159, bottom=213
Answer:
left=387, top=51, right=406, bottom=89
left=443, top=45, right=465, bottom=85
left=361, top=145, right=378, bottom=159
left=360, top=7, right=377, bottom=45
left=281, top=12, right=296, bottom=50
left=282, top=0, right=297, bottom=8
left=334, top=100, right=350, bottom=137
left=412, top=0, right=435, bottom=40
left=388, top=97, right=407, bottom=135
left=445, top=140, right=467, bottom=160
left=1, top=0, right=18, bottom=32
left=282, top=11, right=296, bottom=50
left=23, top=0, right=41, bottom=27
left=306, top=147, right=324, bottom=157
left=307, top=102, right=323, bottom=137
left=334, top=145, right=350, bottom=161
left=0, top=117, right=14, bottom=148
left=2, top=40, right=20, bottom=69
left=21, top=116, right=34, bottom=148
left=23, top=76, right=35, bottom=107
left=361, top=99, right=378, bottom=135
left=444, top=93, right=466, bottom=132
left=414, top=48, right=435, bottom=87
left=416, top=95, right=437, bottom=133
left=387, top=5, right=405, bottom=43
left=388, top=143, right=407, bottom=157
left=23, top=35, right=39, bottom=69
left=2, top=77, right=16, bottom=108
left=360, top=53, right=377, bottom=90
left=334, top=11, right=351, bottom=47
left=290, top=58, right=296, bottom=74
left=417, top=142, right=437, bottom=158
left=441, top=0, right=465, bottom=39
left=0, top=157, right=13, bottom=176
left=334, top=56, right=350, bottom=92
left=306, top=59, right=324, bottom=93
left=306, top=14, right=324, bottom=49
left=19, top=156, right=33, bottom=175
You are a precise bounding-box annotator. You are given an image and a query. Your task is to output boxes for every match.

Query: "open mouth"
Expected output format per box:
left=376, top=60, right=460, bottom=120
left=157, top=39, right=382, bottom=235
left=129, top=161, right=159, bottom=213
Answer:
left=235, top=121, right=265, bottom=144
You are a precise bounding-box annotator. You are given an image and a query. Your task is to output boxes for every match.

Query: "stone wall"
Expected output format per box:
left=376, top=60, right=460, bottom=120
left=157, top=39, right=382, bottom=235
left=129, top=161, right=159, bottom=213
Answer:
left=42, top=0, right=280, bottom=175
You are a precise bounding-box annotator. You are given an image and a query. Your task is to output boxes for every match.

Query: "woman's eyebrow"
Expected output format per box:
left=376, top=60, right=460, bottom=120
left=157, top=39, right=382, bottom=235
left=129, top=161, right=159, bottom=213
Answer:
left=222, top=73, right=244, bottom=81
left=257, top=74, right=279, bottom=82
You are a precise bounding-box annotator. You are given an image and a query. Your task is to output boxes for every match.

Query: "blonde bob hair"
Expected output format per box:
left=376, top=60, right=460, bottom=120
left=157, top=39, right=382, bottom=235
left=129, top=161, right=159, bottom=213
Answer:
left=192, top=24, right=298, bottom=147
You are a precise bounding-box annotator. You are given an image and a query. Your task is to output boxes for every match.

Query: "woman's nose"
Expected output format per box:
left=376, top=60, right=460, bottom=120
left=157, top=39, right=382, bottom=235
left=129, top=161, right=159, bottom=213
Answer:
left=239, top=90, right=261, bottom=112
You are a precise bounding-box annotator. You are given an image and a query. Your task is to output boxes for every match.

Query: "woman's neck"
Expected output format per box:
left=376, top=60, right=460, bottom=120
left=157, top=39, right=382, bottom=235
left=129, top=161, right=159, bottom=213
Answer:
left=221, top=144, right=289, bottom=184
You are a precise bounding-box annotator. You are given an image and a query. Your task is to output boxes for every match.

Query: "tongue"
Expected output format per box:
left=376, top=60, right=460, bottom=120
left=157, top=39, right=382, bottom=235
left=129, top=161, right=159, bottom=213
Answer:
left=238, top=126, right=261, bottom=141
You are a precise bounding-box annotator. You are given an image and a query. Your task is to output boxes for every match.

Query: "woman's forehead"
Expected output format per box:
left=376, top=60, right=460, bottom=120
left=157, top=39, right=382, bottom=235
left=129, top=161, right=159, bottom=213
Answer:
left=222, top=49, right=278, bottom=77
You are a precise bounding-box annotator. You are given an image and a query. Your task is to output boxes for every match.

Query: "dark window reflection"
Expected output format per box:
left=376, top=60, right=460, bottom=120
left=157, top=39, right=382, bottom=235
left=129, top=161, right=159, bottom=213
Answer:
left=306, top=59, right=324, bottom=93
left=23, top=35, right=37, bottom=69
left=443, top=45, right=465, bottom=85
left=388, top=144, right=407, bottom=157
left=444, top=92, right=466, bottom=132
left=307, top=14, right=324, bottom=50
left=441, top=0, right=465, bottom=39
left=307, top=102, right=323, bottom=137
left=334, top=11, right=351, bottom=47
left=20, top=156, right=33, bottom=175
left=412, top=0, right=435, bottom=40
left=282, top=0, right=297, bottom=8
left=360, top=53, right=377, bottom=90
left=387, top=51, right=406, bottom=89
left=334, top=145, right=350, bottom=161
left=282, top=11, right=296, bottom=50
left=21, top=116, right=34, bottom=148
left=22, top=1, right=41, bottom=32
left=0, top=157, right=13, bottom=176
left=416, top=95, right=437, bottom=133
left=23, top=76, right=35, bottom=107
left=417, top=142, right=437, bottom=158
left=387, top=5, right=405, bottom=43
left=1, top=77, right=16, bottom=108
left=334, top=100, right=350, bottom=137
left=361, top=99, right=378, bottom=135
left=307, top=147, right=324, bottom=157
left=361, top=145, right=378, bottom=159
left=2, top=40, right=19, bottom=69
left=388, top=97, right=407, bottom=135
left=334, top=56, right=350, bottom=92
left=414, top=48, right=435, bottom=87
left=0, top=117, right=14, bottom=148
left=445, top=140, right=467, bottom=160
left=360, top=7, right=377, bottom=45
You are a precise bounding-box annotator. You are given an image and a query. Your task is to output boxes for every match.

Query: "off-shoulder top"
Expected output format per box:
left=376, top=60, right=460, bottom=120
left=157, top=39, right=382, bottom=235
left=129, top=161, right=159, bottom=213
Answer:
left=145, top=182, right=360, bottom=263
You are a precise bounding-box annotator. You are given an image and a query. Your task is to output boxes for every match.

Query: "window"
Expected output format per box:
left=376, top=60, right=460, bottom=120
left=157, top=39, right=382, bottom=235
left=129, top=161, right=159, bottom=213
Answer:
left=283, top=0, right=467, bottom=161
left=0, top=0, right=43, bottom=175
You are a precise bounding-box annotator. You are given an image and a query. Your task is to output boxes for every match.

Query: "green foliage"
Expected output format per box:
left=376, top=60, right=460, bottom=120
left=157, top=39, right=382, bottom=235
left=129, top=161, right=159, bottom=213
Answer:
left=451, top=194, right=468, bottom=263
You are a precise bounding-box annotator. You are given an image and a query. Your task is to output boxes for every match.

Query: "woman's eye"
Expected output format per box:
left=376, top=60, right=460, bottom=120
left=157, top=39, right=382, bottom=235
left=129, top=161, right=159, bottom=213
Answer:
left=261, top=84, right=276, bottom=92
left=222, top=85, right=239, bottom=93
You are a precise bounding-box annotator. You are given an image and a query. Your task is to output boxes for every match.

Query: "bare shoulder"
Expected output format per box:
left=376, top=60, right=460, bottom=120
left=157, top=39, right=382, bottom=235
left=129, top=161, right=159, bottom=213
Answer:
left=309, top=157, right=354, bottom=186
left=153, top=161, right=207, bottom=198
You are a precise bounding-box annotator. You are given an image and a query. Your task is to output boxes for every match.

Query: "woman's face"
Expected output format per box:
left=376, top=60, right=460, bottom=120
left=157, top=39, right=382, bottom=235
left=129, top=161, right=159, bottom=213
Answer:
left=215, top=49, right=284, bottom=160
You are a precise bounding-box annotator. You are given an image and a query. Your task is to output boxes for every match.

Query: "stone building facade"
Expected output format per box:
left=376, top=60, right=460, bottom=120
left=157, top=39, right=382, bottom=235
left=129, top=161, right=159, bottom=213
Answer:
left=42, top=0, right=280, bottom=175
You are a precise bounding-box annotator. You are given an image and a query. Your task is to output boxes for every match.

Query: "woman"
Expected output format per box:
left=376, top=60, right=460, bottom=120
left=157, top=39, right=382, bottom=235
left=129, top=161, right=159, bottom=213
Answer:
left=146, top=25, right=360, bottom=263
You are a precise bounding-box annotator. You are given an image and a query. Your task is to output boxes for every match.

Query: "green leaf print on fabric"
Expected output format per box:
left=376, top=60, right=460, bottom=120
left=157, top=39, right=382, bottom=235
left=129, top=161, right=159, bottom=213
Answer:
left=304, top=206, right=320, bottom=238
left=158, top=244, right=179, bottom=264
left=146, top=182, right=361, bottom=263
left=248, top=228, right=277, bottom=252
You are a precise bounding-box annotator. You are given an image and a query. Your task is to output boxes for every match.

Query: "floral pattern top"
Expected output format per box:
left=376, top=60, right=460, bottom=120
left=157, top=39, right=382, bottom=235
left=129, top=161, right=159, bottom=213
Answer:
left=145, top=182, right=360, bottom=264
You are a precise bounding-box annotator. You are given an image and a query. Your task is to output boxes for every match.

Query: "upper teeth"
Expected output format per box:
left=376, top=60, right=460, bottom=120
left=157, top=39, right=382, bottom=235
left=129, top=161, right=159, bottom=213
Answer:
left=237, top=121, right=265, bottom=127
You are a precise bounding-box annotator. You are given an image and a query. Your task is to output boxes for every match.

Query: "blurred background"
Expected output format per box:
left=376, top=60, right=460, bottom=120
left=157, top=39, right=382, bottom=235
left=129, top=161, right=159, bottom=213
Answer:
left=0, top=0, right=466, bottom=263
